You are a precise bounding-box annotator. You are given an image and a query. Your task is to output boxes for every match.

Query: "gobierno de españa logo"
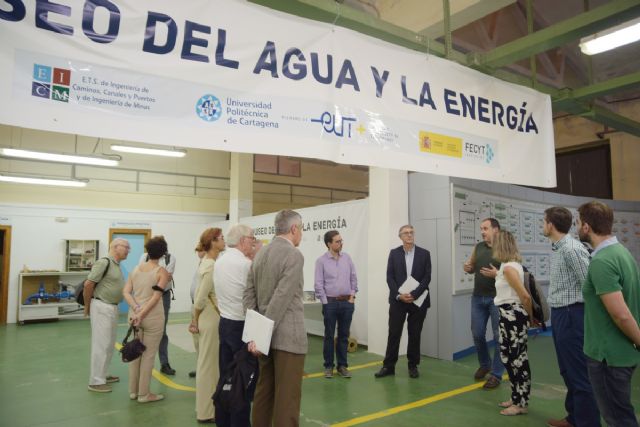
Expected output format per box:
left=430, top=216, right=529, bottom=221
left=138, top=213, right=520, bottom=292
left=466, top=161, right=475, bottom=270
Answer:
left=32, top=64, right=71, bottom=102
left=195, top=94, right=222, bottom=122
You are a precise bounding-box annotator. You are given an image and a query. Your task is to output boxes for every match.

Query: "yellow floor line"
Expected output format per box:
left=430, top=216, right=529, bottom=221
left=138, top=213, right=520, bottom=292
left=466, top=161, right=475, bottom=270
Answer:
left=114, top=342, right=196, bottom=392
left=151, top=370, right=196, bottom=392
left=331, top=382, right=484, bottom=426
left=331, top=374, right=510, bottom=427
left=303, top=360, right=383, bottom=379
left=113, top=341, right=502, bottom=425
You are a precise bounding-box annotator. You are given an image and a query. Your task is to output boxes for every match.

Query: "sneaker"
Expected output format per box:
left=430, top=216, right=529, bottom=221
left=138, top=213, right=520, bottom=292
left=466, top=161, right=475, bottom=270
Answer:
left=474, top=367, right=490, bottom=380
left=106, top=375, right=120, bottom=383
left=160, top=364, right=176, bottom=375
left=324, top=368, right=333, bottom=378
left=483, top=375, right=501, bottom=390
left=337, top=366, right=352, bottom=378
left=88, top=384, right=112, bottom=393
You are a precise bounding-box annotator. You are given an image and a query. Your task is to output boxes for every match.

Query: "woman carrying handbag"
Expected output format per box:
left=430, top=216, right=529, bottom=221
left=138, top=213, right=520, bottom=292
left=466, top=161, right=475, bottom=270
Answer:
left=123, top=236, right=171, bottom=403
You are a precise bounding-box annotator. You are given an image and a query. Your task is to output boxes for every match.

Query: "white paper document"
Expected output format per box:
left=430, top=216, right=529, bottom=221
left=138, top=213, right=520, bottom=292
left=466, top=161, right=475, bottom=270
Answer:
left=398, top=277, right=428, bottom=307
left=242, top=309, right=274, bottom=355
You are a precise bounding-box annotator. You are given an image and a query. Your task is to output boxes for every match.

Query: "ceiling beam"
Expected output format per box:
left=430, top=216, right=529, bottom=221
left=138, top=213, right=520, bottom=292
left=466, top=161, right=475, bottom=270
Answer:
left=469, top=0, right=640, bottom=70
left=581, top=105, right=640, bottom=138
left=553, top=71, right=640, bottom=111
left=250, top=0, right=465, bottom=62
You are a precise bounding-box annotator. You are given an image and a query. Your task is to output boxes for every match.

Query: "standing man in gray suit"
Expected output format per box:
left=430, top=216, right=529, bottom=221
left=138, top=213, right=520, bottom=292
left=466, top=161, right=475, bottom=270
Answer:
left=244, top=209, right=307, bottom=427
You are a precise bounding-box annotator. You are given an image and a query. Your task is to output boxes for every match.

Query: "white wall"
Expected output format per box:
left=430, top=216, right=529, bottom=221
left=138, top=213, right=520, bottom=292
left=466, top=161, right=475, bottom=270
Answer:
left=409, top=172, right=453, bottom=360
left=0, top=202, right=224, bottom=323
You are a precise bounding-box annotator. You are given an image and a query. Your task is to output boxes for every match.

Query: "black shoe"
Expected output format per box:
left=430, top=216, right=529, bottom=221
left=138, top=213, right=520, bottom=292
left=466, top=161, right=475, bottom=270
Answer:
left=188, top=371, right=196, bottom=378
left=374, top=366, right=395, bottom=378
left=409, top=366, right=419, bottom=378
left=197, top=418, right=215, bottom=424
left=160, top=364, right=176, bottom=375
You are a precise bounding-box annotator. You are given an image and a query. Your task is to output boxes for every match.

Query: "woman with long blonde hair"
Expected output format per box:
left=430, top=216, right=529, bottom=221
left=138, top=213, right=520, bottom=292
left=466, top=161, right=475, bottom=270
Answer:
left=492, top=230, right=533, bottom=416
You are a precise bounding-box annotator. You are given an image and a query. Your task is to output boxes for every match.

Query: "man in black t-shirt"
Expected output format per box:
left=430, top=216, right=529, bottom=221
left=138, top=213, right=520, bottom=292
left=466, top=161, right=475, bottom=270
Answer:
left=463, top=218, right=504, bottom=389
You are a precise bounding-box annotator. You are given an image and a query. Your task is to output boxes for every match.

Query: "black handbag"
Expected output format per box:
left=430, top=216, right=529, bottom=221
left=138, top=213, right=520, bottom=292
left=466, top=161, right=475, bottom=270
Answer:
left=120, top=325, right=146, bottom=363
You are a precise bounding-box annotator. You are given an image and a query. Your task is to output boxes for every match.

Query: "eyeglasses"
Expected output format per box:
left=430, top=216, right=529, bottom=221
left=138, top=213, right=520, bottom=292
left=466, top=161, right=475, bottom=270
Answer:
left=117, top=244, right=131, bottom=249
left=400, top=231, right=414, bottom=235
left=333, top=240, right=343, bottom=244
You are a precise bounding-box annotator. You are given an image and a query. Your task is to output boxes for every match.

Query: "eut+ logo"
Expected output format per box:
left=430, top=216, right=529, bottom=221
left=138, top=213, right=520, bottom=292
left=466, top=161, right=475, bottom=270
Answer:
left=32, top=64, right=71, bottom=103
left=311, top=112, right=356, bottom=138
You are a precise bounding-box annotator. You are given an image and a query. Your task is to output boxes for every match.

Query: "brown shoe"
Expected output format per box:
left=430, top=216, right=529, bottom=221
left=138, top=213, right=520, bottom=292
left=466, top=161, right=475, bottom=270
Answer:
left=482, top=375, right=501, bottom=390
left=547, top=418, right=574, bottom=427
left=474, top=367, right=490, bottom=380
left=87, top=384, right=112, bottom=393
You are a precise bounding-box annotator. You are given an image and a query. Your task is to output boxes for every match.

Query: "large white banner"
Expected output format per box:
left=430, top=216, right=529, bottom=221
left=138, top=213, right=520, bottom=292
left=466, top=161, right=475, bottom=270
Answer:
left=0, top=0, right=555, bottom=186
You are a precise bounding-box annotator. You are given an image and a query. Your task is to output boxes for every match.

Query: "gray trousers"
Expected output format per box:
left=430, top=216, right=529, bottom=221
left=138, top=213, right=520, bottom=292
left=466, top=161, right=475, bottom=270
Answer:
left=158, top=290, right=171, bottom=365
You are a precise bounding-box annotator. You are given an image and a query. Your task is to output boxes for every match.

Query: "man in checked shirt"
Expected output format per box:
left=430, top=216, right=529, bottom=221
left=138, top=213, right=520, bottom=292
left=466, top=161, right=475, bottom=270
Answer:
left=543, top=207, right=601, bottom=427
left=315, top=230, right=358, bottom=379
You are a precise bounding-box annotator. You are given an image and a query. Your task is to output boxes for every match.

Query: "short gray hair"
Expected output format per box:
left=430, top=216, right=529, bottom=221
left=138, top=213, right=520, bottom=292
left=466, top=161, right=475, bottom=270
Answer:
left=226, top=224, right=253, bottom=247
left=274, top=209, right=302, bottom=235
left=398, top=224, right=413, bottom=236
left=110, top=238, right=129, bottom=250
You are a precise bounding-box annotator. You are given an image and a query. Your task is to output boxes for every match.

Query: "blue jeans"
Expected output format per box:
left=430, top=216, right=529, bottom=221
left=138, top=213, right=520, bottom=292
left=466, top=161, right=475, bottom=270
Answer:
left=587, top=357, right=638, bottom=427
left=551, top=305, right=600, bottom=427
left=471, top=295, right=504, bottom=379
left=322, top=300, right=354, bottom=368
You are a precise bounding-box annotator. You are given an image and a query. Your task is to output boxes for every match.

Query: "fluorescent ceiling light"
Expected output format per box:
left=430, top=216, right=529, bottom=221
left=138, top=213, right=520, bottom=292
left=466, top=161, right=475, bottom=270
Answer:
left=580, top=17, right=640, bottom=55
left=0, top=148, right=119, bottom=166
left=0, top=174, right=87, bottom=187
left=111, top=145, right=187, bottom=158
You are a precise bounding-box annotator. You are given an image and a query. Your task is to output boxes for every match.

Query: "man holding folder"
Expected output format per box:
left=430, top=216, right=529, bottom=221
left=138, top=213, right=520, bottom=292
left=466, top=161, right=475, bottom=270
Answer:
left=243, top=209, right=307, bottom=427
left=374, top=224, right=431, bottom=379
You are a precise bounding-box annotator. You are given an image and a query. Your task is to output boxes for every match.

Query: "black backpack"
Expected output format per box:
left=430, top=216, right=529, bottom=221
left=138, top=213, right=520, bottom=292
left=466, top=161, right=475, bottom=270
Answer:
left=213, top=346, right=258, bottom=413
left=75, top=258, right=111, bottom=306
left=523, top=266, right=549, bottom=329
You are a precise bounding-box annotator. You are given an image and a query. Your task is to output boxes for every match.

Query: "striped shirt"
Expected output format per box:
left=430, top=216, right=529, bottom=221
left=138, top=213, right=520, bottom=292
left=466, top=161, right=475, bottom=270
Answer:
left=548, top=234, right=590, bottom=308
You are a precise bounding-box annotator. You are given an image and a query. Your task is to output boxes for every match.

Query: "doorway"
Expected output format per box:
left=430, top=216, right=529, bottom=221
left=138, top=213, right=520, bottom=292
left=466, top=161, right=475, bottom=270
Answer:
left=109, top=228, right=151, bottom=313
left=0, top=226, right=11, bottom=324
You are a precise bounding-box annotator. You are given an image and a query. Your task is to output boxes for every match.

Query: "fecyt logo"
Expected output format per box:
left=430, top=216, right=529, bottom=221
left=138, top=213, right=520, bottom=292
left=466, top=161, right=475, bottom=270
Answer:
left=32, top=64, right=71, bottom=103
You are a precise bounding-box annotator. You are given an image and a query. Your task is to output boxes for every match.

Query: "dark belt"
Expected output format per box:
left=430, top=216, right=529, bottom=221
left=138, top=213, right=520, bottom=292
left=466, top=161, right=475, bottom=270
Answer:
left=327, top=295, right=351, bottom=302
left=93, top=297, right=118, bottom=306
left=552, top=302, right=584, bottom=309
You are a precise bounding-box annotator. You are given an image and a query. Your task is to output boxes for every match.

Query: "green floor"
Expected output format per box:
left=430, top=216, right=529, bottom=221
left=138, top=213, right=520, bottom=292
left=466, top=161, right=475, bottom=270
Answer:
left=1, top=316, right=639, bottom=427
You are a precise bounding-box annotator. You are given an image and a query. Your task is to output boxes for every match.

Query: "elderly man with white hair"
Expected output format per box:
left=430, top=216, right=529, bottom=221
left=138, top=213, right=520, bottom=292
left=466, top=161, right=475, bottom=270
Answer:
left=214, top=224, right=256, bottom=426
left=84, top=238, right=130, bottom=393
